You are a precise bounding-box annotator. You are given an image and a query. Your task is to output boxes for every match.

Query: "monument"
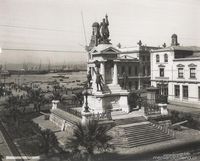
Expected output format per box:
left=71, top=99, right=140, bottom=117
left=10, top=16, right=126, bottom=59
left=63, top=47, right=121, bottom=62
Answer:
left=83, top=15, right=130, bottom=115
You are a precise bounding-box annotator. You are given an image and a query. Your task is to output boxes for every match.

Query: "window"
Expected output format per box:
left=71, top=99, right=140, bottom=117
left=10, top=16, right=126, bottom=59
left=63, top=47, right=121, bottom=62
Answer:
left=160, top=68, right=164, bottom=77
left=143, top=66, right=146, bottom=76
left=163, top=84, right=168, bottom=96
left=190, top=68, right=196, bottom=78
left=156, top=55, right=160, bottom=63
left=142, top=56, right=145, bottom=61
left=135, top=66, right=138, bottom=76
left=147, top=56, right=150, bottom=61
left=174, top=85, right=180, bottom=98
left=183, top=85, right=188, bottom=99
left=128, top=81, right=132, bottom=90
left=121, top=66, right=125, bottom=74
left=164, top=54, right=168, bottom=62
left=178, top=68, right=184, bottom=78
left=128, top=66, right=132, bottom=76
left=147, top=66, right=150, bottom=76
left=199, top=87, right=200, bottom=100
left=135, top=81, right=138, bottom=90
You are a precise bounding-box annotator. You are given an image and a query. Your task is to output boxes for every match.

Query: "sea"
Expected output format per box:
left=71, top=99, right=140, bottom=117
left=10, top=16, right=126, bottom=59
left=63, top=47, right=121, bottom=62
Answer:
left=2, top=71, right=87, bottom=89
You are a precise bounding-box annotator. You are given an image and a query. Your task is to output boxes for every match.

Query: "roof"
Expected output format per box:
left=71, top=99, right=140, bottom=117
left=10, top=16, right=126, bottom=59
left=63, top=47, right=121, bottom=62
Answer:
left=152, top=46, right=200, bottom=52
left=92, top=22, right=99, bottom=27
left=90, top=44, right=120, bottom=55
left=171, top=34, right=177, bottom=38
left=118, top=55, right=139, bottom=61
left=187, top=52, right=200, bottom=58
left=119, top=46, right=161, bottom=53
left=118, top=46, right=139, bottom=52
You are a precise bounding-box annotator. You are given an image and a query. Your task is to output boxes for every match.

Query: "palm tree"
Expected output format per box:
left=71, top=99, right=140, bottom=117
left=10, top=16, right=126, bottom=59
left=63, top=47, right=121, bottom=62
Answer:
left=0, top=153, right=3, bottom=161
left=38, top=129, right=58, bottom=154
left=67, top=120, right=113, bottom=161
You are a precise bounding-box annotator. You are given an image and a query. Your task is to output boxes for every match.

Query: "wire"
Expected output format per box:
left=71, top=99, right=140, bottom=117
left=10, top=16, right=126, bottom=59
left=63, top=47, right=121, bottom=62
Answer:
left=0, top=24, right=70, bottom=32
left=81, top=11, right=88, bottom=46
left=2, top=48, right=85, bottom=53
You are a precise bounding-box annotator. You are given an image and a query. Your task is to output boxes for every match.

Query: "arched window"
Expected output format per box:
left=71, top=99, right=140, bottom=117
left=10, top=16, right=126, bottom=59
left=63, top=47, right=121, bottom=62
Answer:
left=164, top=54, right=168, bottom=62
left=156, top=54, right=160, bottom=63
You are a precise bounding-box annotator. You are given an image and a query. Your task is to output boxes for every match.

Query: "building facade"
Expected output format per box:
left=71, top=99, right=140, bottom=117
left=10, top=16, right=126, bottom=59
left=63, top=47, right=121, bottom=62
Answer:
left=118, top=45, right=160, bottom=90
left=151, top=34, right=200, bottom=107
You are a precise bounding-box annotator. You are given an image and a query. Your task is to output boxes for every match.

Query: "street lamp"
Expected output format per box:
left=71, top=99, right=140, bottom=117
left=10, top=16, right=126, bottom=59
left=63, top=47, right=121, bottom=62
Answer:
left=82, top=84, right=90, bottom=112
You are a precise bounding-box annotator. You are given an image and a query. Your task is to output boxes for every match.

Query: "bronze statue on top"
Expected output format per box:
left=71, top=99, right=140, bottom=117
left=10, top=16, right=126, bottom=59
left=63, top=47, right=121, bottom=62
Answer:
left=99, top=14, right=110, bottom=44
left=88, top=14, right=111, bottom=49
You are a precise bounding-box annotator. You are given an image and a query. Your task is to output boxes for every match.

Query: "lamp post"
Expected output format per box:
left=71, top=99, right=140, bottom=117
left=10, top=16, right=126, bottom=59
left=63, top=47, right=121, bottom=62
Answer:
left=81, top=84, right=92, bottom=125
left=83, top=84, right=90, bottom=112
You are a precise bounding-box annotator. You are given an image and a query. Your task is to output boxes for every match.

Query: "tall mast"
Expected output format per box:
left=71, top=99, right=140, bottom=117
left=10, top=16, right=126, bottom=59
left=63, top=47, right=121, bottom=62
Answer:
left=81, top=11, right=87, bottom=46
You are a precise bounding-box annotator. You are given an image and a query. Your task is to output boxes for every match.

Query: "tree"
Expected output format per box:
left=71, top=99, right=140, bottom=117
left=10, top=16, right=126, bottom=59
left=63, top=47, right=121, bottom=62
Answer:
left=27, top=88, right=46, bottom=112
left=128, top=91, right=141, bottom=111
left=4, top=95, right=21, bottom=122
left=0, top=153, right=3, bottom=161
left=19, top=95, right=30, bottom=113
left=67, top=121, right=113, bottom=161
left=74, top=92, right=84, bottom=106
left=38, top=129, right=58, bottom=154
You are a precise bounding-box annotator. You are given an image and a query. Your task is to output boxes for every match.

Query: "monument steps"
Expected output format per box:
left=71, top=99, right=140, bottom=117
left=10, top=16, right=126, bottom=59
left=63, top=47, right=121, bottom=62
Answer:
left=114, top=116, right=146, bottom=125
left=106, top=84, right=127, bottom=93
left=109, top=126, right=129, bottom=147
left=111, top=102, right=121, bottom=111
left=102, top=85, right=111, bottom=94
left=111, top=122, right=174, bottom=148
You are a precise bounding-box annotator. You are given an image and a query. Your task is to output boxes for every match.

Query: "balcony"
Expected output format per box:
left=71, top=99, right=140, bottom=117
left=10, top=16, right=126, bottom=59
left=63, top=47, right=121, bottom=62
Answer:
left=155, top=77, right=169, bottom=80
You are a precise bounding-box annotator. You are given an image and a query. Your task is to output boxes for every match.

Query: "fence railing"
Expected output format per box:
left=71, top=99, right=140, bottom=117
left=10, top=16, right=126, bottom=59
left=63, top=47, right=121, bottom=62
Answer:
left=144, top=103, right=161, bottom=116
left=149, top=121, right=175, bottom=138
left=91, top=111, right=112, bottom=121
left=155, top=95, right=168, bottom=104
left=61, top=107, right=82, bottom=118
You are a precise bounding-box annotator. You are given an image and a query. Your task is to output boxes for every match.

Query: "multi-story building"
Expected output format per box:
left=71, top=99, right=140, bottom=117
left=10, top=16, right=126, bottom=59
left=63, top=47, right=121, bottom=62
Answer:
left=151, top=34, right=200, bottom=107
left=118, top=44, right=160, bottom=90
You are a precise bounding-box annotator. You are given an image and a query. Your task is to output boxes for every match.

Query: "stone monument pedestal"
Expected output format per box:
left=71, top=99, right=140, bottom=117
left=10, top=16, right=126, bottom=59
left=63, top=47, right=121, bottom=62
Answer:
left=82, top=91, right=130, bottom=114
left=81, top=111, right=92, bottom=125
left=158, top=103, right=168, bottom=116
left=52, top=100, right=60, bottom=110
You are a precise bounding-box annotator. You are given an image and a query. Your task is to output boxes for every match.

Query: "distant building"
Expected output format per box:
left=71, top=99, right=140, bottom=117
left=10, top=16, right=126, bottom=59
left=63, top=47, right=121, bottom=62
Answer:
left=151, top=34, right=200, bottom=107
left=118, top=44, right=160, bottom=90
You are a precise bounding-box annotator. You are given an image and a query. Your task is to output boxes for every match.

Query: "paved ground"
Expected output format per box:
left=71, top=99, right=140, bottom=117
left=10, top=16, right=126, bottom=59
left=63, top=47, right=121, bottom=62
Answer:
left=168, top=102, right=200, bottom=115
left=33, top=115, right=61, bottom=132
left=33, top=115, right=73, bottom=147
left=0, top=130, right=12, bottom=157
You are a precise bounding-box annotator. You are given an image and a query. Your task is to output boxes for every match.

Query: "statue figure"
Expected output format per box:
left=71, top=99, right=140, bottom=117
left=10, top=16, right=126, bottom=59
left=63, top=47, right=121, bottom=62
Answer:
left=122, top=72, right=128, bottom=89
left=99, top=14, right=110, bottom=44
left=96, top=71, right=103, bottom=91
left=137, top=40, right=142, bottom=47
left=87, top=68, right=92, bottom=87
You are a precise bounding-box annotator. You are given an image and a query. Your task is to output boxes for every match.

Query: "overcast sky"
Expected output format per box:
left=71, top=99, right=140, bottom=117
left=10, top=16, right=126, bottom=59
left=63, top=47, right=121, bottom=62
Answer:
left=0, top=0, right=200, bottom=64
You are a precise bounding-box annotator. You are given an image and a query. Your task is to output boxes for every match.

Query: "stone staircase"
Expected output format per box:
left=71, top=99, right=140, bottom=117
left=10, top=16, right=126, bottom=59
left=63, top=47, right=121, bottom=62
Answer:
left=114, top=116, right=146, bottom=125
left=111, top=121, right=175, bottom=148
left=110, top=101, right=121, bottom=111
left=103, top=84, right=127, bottom=94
